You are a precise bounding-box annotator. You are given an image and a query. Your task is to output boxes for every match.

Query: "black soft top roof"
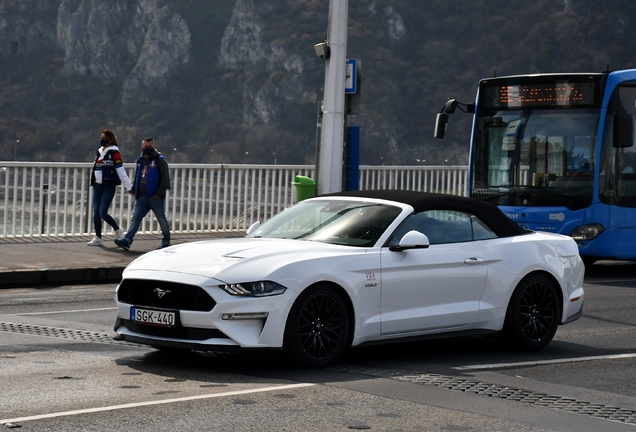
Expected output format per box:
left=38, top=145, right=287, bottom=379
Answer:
left=321, top=190, right=528, bottom=238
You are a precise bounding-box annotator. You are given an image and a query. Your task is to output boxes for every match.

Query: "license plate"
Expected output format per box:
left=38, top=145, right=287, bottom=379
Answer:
left=131, top=307, right=176, bottom=327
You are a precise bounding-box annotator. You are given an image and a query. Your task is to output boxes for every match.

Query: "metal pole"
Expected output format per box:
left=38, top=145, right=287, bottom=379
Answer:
left=316, top=0, right=348, bottom=195
left=41, top=184, right=48, bottom=234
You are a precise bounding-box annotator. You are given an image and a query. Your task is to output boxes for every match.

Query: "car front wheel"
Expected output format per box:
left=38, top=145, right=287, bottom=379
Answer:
left=284, top=285, right=350, bottom=368
left=502, top=274, right=561, bottom=351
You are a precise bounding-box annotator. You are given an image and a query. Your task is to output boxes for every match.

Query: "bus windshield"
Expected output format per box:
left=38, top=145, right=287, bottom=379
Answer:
left=471, top=108, right=600, bottom=210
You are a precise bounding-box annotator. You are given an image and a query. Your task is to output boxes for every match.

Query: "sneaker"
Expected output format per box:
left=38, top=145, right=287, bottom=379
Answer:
left=87, top=237, right=103, bottom=246
left=114, top=238, right=131, bottom=251
left=115, top=228, right=125, bottom=240
left=156, top=243, right=172, bottom=250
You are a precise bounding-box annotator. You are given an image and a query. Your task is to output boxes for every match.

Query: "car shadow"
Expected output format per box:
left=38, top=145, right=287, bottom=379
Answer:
left=112, top=334, right=627, bottom=384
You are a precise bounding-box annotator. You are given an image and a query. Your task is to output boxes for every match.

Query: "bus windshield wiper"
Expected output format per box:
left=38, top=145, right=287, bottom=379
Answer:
left=513, top=185, right=577, bottom=205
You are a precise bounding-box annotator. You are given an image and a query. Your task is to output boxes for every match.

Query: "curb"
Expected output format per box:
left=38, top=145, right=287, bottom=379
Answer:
left=0, top=267, right=125, bottom=289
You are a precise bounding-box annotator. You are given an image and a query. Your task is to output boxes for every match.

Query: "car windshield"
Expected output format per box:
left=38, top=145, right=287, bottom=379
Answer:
left=246, top=199, right=403, bottom=247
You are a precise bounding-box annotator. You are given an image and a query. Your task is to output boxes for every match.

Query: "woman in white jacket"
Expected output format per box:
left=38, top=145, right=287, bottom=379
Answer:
left=87, top=129, right=132, bottom=246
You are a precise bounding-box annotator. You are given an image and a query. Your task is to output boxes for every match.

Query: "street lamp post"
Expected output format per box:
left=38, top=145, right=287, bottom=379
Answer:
left=316, top=0, right=348, bottom=194
left=15, top=140, right=19, bottom=161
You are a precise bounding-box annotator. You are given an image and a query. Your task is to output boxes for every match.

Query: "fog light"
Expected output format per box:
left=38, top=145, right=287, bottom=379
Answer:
left=222, top=312, right=269, bottom=320
left=570, top=223, right=604, bottom=241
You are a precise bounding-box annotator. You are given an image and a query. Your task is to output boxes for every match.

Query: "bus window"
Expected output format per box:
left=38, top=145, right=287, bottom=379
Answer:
left=472, top=109, right=598, bottom=210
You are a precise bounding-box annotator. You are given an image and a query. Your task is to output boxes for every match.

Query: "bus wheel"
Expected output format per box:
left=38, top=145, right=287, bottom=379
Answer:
left=502, top=274, right=560, bottom=351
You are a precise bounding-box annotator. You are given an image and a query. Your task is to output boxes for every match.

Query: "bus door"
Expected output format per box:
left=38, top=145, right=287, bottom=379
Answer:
left=602, top=85, right=636, bottom=258
left=607, top=146, right=636, bottom=258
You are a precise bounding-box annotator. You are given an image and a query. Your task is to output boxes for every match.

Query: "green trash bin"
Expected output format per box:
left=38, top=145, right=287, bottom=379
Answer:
left=292, top=175, right=316, bottom=202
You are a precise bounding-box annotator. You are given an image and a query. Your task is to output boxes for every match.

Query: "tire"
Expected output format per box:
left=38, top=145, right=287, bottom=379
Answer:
left=284, top=285, right=350, bottom=368
left=502, top=274, right=561, bottom=351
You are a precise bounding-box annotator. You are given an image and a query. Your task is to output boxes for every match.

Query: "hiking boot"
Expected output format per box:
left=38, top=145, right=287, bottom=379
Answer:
left=114, top=238, right=131, bottom=251
left=115, top=228, right=125, bottom=240
left=87, top=237, right=104, bottom=246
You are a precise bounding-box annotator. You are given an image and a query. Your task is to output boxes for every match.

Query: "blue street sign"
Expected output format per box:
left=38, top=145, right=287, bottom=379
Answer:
left=345, top=59, right=357, bottom=94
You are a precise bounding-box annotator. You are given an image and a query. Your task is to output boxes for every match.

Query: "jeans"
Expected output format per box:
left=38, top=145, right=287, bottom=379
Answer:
left=125, top=196, right=171, bottom=245
left=92, top=183, right=119, bottom=238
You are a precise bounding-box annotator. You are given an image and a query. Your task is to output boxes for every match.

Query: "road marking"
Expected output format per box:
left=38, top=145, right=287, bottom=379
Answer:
left=0, top=383, right=315, bottom=425
left=19, top=307, right=116, bottom=315
left=453, top=353, right=636, bottom=370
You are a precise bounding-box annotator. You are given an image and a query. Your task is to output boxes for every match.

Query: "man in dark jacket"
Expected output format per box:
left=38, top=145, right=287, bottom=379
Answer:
left=115, top=137, right=171, bottom=250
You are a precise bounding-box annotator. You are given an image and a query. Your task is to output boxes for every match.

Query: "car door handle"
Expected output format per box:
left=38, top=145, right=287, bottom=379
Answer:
left=464, top=257, right=484, bottom=265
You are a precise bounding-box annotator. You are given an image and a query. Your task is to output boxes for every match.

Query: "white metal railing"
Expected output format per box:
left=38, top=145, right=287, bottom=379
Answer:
left=0, top=162, right=467, bottom=238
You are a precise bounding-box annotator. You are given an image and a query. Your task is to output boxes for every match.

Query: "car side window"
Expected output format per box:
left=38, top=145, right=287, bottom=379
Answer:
left=471, top=215, right=497, bottom=240
left=390, top=210, right=496, bottom=245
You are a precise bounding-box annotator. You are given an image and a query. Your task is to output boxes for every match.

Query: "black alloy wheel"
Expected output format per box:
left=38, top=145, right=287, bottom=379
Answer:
left=502, top=274, right=561, bottom=351
left=284, top=285, right=350, bottom=368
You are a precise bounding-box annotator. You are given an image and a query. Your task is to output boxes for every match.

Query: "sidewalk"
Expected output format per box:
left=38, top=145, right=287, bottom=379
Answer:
left=0, top=232, right=244, bottom=289
left=2, top=232, right=631, bottom=290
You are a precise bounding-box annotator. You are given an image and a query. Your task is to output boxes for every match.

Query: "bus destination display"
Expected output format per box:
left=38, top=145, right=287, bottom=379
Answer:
left=480, top=80, right=599, bottom=109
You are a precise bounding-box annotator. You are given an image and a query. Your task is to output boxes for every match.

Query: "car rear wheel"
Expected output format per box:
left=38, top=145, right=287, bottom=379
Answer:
left=284, top=285, right=350, bottom=368
left=502, top=274, right=561, bottom=351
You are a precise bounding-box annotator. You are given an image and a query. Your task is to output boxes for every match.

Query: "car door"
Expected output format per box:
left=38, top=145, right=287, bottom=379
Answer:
left=379, top=210, right=492, bottom=335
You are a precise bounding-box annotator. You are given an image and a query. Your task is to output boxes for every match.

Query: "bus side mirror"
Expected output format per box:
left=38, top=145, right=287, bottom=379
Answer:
left=434, top=113, right=448, bottom=139
left=614, top=114, right=635, bottom=148
left=434, top=99, right=475, bottom=139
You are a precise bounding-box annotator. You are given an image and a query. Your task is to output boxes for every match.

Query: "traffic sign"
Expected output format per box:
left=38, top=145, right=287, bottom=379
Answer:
left=345, top=59, right=357, bottom=94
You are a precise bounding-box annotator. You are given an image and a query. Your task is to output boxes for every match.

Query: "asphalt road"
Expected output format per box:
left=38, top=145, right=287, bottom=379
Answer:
left=1, top=263, right=636, bottom=431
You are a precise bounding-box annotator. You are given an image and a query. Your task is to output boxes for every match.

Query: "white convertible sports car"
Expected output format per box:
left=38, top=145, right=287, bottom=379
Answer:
left=113, top=190, right=585, bottom=367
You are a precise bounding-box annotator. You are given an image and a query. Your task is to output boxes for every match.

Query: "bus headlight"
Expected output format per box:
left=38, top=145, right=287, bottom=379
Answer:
left=570, top=224, right=604, bottom=240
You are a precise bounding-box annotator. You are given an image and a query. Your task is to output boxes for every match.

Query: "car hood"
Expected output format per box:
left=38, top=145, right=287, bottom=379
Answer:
left=123, top=237, right=367, bottom=282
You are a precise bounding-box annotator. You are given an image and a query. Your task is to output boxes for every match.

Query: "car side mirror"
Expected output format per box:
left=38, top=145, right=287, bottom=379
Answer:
left=246, top=221, right=261, bottom=235
left=614, top=114, right=635, bottom=148
left=389, top=230, right=430, bottom=252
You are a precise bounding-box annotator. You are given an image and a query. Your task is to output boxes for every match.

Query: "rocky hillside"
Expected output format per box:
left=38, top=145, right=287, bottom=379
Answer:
left=2, top=0, right=636, bottom=165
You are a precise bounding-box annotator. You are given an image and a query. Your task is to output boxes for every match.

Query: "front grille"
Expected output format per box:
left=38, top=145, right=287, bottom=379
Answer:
left=121, top=319, right=227, bottom=340
left=117, top=279, right=216, bottom=311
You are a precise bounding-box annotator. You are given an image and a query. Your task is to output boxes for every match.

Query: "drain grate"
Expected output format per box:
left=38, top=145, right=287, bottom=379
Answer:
left=332, top=365, right=636, bottom=425
left=0, top=322, right=138, bottom=347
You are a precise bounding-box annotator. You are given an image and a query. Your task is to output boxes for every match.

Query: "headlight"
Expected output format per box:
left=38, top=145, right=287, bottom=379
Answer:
left=221, top=281, right=287, bottom=297
left=570, top=223, right=604, bottom=240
